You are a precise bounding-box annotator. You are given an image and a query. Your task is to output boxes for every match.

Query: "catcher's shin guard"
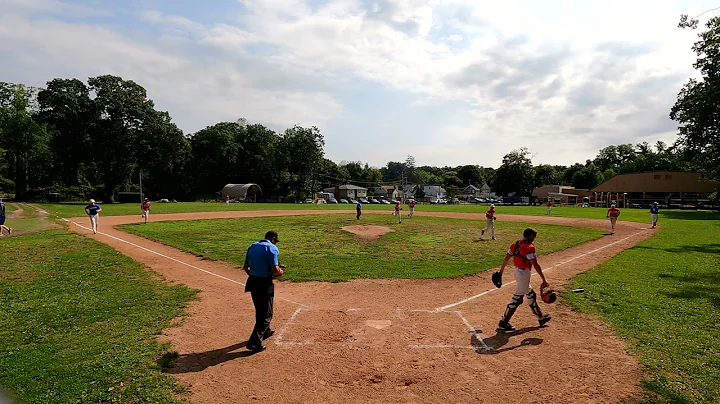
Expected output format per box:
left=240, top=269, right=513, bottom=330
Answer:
left=526, top=289, right=544, bottom=318
left=501, top=294, right=523, bottom=323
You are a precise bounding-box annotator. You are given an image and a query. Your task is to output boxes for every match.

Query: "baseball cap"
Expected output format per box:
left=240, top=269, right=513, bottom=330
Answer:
left=89, top=199, right=96, bottom=203
left=264, top=230, right=279, bottom=241
left=611, top=204, right=616, bottom=207
left=653, top=202, right=658, bottom=205
left=490, top=204, right=495, bottom=208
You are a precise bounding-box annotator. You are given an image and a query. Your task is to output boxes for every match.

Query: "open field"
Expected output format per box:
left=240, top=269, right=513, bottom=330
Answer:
left=118, top=215, right=604, bottom=282
left=0, top=230, right=197, bottom=403
left=42, top=201, right=659, bottom=222
left=564, top=212, right=720, bottom=403
left=1, top=204, right=718, bottom=403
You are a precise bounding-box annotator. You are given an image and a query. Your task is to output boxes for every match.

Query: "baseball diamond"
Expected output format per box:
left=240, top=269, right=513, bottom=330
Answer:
left=64, top=209, right=653, bottom=403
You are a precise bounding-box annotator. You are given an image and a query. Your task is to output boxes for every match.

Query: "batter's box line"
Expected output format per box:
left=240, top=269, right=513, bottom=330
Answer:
left=274, top=307, right=314, bottom=347
left=397, top=308, right=493, bottom=352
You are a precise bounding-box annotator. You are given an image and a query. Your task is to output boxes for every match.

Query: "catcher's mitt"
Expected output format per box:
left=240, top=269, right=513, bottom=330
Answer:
left=541, top=285, right=557, bottom=304
left=491, top=271, right=502, bottom=288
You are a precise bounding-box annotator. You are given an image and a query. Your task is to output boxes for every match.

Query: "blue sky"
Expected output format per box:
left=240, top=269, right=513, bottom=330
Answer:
left=0, top=0, right=713, bottom=168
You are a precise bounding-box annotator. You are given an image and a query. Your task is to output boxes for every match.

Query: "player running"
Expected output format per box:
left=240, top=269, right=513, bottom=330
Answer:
left=481, top=204, right=496, bottom=240
left=0, top=197, right=12, bottom=236
left=394, top=201, right=402, bottom=224
left=141, top=198, right=151, bottom=224
left=85, top=199, right=102, bottom=234
left=495, top=228, right=552, bottom=331
left=606, top=204, right=620, bottom=234
left=650, top=202, right=659, bottom=228
left=408, top=199, right=416, bottom=218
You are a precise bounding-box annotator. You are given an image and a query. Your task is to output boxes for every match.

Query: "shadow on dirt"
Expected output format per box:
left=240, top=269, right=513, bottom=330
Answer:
left=159, top=341, right=256, bottom=374
left=473, top=326, right=543, bottom=354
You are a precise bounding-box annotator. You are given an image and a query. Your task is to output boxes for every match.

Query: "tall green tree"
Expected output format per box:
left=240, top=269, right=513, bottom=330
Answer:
left=457, top=164, right=484, bottom=187
left=493, top=148, right=535, bottom=196
left=37, top=78, right=97, bottom=188
left=278, top=125, right=324, bottom=199
left=671, top=15, right=720, bottom=185
left=0, top=83, right=51, bottom=200
left=533, top=164, right=558, bottom=187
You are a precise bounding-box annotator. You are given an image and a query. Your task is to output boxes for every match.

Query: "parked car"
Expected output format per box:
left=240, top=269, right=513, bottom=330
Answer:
left=359, top=198, right=370, bottom=204
left=380, top=200, right=391, bottom=204
left=329, top=198, right=338, bottom=203
left=350, top=199, right=359, bottom=204
left=369, top=198, right=380, bottom=204
left=305, top=199, right=313, bottom=204
left=340, top=199, right=349, bottom=203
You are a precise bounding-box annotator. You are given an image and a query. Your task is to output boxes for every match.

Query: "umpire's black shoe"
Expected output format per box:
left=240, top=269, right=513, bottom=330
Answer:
left=497, top=321, right=516, bottom=332
left=263, top=329, right=275, bottom=340
left=538, top=314, right=552, bottom=327
left=247, top=344, right=267, bottom=353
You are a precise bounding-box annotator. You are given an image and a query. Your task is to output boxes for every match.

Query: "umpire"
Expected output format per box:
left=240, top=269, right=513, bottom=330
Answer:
left=242, top=230, right=284, bottom=353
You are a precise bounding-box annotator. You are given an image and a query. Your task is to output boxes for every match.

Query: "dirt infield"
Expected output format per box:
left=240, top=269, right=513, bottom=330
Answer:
left=67, top=210, right=655, bottom=404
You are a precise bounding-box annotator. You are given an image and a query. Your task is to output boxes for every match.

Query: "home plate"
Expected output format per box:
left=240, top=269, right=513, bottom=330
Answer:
left=366, top=320, right=392, bottom=330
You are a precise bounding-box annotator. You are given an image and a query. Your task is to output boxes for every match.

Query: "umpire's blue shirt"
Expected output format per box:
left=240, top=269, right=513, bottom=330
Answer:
left=245, top=239, right=279, bottom=278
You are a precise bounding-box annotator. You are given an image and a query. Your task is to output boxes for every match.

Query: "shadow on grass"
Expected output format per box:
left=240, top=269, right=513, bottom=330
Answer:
left=635, top=244, right=720, bottom=254
left=159, top=341, right=255, bottom=374
left=642, top=377, right=693, bottom=404
left=656, top=270, right=720, bottom=309
left=660, top=211, right=720, bottom=221
left=473, top=326, right=543, bottom=354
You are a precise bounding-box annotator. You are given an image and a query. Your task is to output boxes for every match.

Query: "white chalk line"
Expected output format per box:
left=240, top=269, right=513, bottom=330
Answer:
left=21, top=203, right=311, bottom=309
left=434, top=230, right=646, bottom=312
left=275, top=307, right=313, bottom=347
left=398, top=308, right=489, bottom=351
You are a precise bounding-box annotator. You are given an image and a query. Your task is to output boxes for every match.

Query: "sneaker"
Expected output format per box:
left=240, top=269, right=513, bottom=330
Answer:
left=481, top=229, right=485, bottom=235
left=497, top=321, right=516, bottom=332
left=539, top=314, right=552, bottom=327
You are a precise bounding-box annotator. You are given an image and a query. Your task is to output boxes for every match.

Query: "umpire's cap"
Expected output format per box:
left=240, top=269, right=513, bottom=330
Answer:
left=265, top=230, right=279, bottom=241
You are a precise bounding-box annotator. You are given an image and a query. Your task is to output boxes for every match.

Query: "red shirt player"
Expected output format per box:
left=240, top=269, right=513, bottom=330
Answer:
left=481, top=204, right=496, bottom=240
left=408, top=199, right=416, bottom=218
left=141, top=198, right=151, bottom=224
left=545, top=200, right=552, bottom=215
left=606, top=204, right=620, bottom=234
left=496, top=228, right=551, bottom=331
left=394, top=201, right=402, bottom=224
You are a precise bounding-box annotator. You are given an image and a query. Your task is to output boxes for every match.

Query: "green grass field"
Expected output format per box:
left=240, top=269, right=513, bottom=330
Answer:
left=40, top=201, right=657, bottom=223
left=563, top=211, right=720, bottom=403
left=119, top=214, right=604, bottom=282
left=0, top=230, right=197, bottom=403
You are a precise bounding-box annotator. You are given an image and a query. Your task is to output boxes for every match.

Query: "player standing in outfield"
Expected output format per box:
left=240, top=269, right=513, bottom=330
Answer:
left=545, top=200, right=553, bottom=215
left=242, top=230, right=284, bottom=353
left=481, top=204, right=496, bottom=240
left=224, top=195, right=230, bottom=205
left=495, top=228, right=552, bottom=331
left=141, top=198, right=151, bottom=224
left=408, top=199, right=416, bottom=218
left=606, top=203, right=620, bottom=234
left=84, top=199, right=102, bottom=234
left=0, top=197, right=12, bottom=236
left=650, top=202, right=659, bottom=228
left=394, top=201, right=402, bottom=224
left=356, top=200, right=362, bottom=220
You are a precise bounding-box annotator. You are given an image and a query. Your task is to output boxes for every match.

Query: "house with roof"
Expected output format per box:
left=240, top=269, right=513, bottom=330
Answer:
left=462, top=185, right=481, bottom=197
left=373, top=185, right=401, bottom=200
left=416, top=185, right=447, bottom=200
left=323, top=184, right=368, bottom=200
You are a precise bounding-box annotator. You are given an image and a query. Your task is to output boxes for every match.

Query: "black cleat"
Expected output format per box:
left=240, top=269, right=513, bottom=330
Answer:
left=539, top=314, right=552, bottom=327
left=247, top=344, right=267, bottom=353
left=263, top=329, right=275, bottom=340
left=497, top=321, right=516, bottom=332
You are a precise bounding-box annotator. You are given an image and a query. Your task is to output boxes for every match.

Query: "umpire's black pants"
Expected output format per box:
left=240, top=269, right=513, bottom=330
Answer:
left=247, top=276, right=274, bottom=347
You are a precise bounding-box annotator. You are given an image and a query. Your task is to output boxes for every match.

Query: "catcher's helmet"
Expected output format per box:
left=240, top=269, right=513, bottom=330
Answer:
left=541, top=285, right=557, bottom=304
left=491, top=271, right=502, bottom=288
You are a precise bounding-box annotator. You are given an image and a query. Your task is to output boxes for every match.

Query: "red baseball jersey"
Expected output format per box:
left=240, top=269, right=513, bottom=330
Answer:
left=486, top=208, right=495, bottom=220
left=395, top=203, right=401, bottom=211
left=409, top=201, right=415, bottom=208
left=546, top=201, right=552, bottom=207
left=607, top=207, right=620, bottom=218
left=507, top=240, right=537, bottom=270
left=141, top=201, right=151, bottom=211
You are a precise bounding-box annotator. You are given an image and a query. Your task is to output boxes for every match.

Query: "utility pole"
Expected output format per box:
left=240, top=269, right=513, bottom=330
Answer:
left=139, top=170, right=143, bottom=203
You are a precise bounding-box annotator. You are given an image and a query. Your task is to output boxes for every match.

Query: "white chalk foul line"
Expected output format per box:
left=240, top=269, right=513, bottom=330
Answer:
left=435, top=230, right=646, bottom=312
left=274, top=307, right=313, bottom=347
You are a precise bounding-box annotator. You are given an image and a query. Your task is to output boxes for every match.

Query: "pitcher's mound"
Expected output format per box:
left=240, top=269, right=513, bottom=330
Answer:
left=341, top=225, right=394, bottom=241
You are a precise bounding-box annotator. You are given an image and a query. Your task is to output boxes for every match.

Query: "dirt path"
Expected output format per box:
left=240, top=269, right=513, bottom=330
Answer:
left=67, top=210, right=655, bottom=404
left=8, top=203, right=24, bottom=219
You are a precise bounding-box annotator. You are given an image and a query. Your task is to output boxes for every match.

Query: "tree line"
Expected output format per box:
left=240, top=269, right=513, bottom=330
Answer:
left=1, top=12, right=718, bottom=203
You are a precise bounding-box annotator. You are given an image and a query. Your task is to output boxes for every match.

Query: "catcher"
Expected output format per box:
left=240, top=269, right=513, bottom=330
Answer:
left=491, top=228, right=553, bottom=332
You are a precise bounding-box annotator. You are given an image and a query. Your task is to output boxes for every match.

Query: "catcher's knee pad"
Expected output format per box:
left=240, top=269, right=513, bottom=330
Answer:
left=526, top=289, right=543, bottom=318
left=502, top=294, right=523, bottom=322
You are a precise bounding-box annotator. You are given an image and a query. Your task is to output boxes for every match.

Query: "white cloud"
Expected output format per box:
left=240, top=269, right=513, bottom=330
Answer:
left=0, top=0, right=709, bottom=168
